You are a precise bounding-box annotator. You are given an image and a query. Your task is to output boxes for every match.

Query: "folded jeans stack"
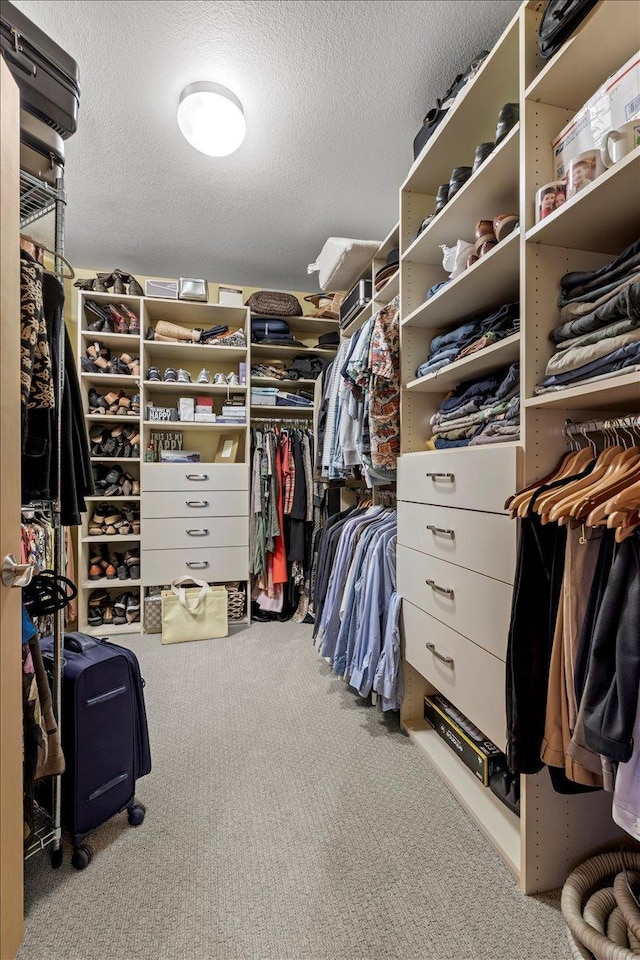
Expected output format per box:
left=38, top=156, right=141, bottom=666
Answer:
left=428, top=361, right=520, bottom=449
left=536, top=239, right=640, bottom=393
left=415, top=302, right=519, bottom=378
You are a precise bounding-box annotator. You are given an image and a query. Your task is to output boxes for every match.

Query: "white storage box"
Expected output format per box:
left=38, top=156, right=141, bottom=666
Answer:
left=251, top=387, right=279, bottom=406
left=553, top=52, right=640, bottom=179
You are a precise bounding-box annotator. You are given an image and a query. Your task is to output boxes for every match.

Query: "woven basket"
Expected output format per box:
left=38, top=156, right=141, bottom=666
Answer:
left=226, top=585, right=246, bottom=621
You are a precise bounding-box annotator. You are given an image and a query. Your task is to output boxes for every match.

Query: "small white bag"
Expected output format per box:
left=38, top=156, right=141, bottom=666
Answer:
left=161, top=577, right=228, bottom=644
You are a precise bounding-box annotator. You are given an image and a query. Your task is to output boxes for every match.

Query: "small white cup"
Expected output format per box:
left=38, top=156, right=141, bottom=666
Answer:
left=601, top=120, right=640, bottom=168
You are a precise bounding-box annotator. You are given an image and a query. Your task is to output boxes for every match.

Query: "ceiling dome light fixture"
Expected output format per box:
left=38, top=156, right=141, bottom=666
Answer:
left=177, top=81, right=246, bottom=157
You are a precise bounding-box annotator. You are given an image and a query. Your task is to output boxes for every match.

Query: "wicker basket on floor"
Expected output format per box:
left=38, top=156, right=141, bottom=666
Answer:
left=226, top=584, right=246, bottom=621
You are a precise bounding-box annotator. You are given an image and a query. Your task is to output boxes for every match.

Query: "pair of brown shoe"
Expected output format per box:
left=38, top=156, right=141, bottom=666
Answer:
left=470, top=214, right=519, bottom=265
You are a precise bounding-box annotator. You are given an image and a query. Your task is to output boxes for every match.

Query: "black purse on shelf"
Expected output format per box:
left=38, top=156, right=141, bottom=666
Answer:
left=538, top=0, right=599, bottom=60
left=412, top=50, right=489, bottom=160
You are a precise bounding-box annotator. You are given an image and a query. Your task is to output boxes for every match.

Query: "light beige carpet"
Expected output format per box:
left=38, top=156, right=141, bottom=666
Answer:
left=20, top=622, right=566, bottom=960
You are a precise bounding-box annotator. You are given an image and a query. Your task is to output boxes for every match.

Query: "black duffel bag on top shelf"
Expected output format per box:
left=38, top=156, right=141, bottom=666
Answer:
left=412, top=50, right=489, bottom=161
left=1, top=0, right=80, bottom=139
left=537, top=0, right=599, bottom=60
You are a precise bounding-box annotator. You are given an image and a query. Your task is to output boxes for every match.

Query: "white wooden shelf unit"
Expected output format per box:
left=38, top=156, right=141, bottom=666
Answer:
left=76, top=291, right=253, bottom=634
left=397, top=0, right=638, bottom=894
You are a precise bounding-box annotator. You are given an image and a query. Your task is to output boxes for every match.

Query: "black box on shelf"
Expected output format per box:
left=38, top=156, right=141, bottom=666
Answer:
left=423, top=694, right=507, bottom=787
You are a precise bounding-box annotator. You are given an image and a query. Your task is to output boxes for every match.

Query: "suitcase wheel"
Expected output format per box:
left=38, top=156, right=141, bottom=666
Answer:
left=71, top=844, right=93, bottom=870
left=128, top=803, right=146, bottom=827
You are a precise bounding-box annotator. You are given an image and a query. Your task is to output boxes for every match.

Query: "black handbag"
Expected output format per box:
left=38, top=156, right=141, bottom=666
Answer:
left=413, top=51, right=489, bottom=160
left=1, top=0, right=80, bottom=138
left=538, top=0, right=599, bottom=60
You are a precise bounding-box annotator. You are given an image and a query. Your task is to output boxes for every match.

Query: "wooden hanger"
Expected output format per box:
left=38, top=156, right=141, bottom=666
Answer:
left=513, top=447, right=593, bottom=519
left=581, top=457, right=640, bottom=525
left=20, top=233, right=75, bottom=279
left=541, top=445, right=625, bottom=524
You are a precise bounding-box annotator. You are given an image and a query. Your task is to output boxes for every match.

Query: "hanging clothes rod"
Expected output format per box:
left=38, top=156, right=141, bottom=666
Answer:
left=564, top=415, right=640, bottom=438
left=253, top=417, right=312, bottom=427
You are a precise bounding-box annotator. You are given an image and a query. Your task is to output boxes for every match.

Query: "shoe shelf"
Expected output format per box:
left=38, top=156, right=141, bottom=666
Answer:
left=250, top=405, right=313, bottom=417
left=402, top=230, right=520, bottom=330
left=524, top=0, right=640, bottom=111
left=251, top=343, right=337, bottom=359
left=143, top=297, right=248, bottom=327
left=404, top=720, right=521, bottom=876
left=90, top=456, right=141, bottom=464
left=143, top=380, right=246, bottom=396
left=143, top=340, right=247, bottom=362
left=402, top=124, right=519, bottom=266
left=81, top=372, right=140, bottom=388
left=78, top=290, right=142, bottom=310
left=80, top=330, right=141, bottom=350
left=374, top=269, right=400, bottom=305
left=85, top=495, right=141, bottom=503
left=524, top=372, right=640, bottom=412
left=402, top=16, right=519, bottom=196
left=86, top=414, right=141, bottom=423
left=143, top=420, right=247, bottom=431
left=84, top=622, right=141, bottom=638
left=525, top=148, right=640, bottom=254
left=340, top=301, right=374, bottom=338
left=250, top=377, right=316, bottom=389
left=82, top=579, right=142, bottom=590
left=283, top=315, right=340, bottom=335
left=406, top=333, right=521, bottom=394
left=82, top=535, right=142, bottom=544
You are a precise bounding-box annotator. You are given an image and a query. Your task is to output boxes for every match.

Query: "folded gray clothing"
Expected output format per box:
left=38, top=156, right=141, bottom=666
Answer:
left=559, top=273, right=640, bottom=323
left=544, top=328, right=640, bottom=376
left=431, top=399, right=513, bottom=433
left=436, top=397, right=485, bottom=423
left=559, top=246, right=640, bottom=299
left=537, top=341, right=640, bottom=389
left=432, top=423, right=485, bottom=441
left=469, top=424, right=520, bottom=445
left=552, top=281, right=640, bottom=343
left=556, top=314, right=640, bottom=352
left=534, top=364, right=640, bottom=394
left=560, top=239, right=640, bottom=292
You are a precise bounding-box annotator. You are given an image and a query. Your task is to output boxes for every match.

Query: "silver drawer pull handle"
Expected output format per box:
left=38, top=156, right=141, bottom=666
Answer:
left=426, top=524, right=455, bottom=539
left=186, top=529, right=209, bottom=536
left=425, top=578, right=454, bottom=599
left=186, top=500, right=209, bottom=508
left=185, top=473, right=209, bottom=481
left=186, top=561, right=209, bottom=569
left=426, top=642, right=454, bottom=668
left=426, top=472, right=455, bottom=482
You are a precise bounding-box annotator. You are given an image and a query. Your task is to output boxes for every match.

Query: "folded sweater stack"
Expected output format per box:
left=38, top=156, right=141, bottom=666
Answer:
left=536, top=239, right=640, bottom=394
left=427, top=362, right=520, bottom=449
left=415, top=302, right=519, bottom=378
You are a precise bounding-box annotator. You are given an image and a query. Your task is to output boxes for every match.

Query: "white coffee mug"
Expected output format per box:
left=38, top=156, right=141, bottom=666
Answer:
left=601, top=120, right=640, bottom=168
left=566, top=150, right=605, bottom=199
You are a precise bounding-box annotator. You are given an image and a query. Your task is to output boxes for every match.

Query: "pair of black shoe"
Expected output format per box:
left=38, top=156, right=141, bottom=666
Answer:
left=418, top=103, right=519, bottom=236
left=90, top=425, right=140, bottom=459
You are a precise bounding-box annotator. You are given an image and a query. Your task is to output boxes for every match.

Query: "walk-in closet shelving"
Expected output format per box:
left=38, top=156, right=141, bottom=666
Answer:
left=77, top=291, right=252, bottom=633
left=397, top=0, right=637, bottom=893
left=19, top=171, right=66, bottom=868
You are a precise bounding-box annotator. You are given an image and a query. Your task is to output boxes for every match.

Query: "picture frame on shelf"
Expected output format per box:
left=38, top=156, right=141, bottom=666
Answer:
left=214, top=433, right=240, bottom=463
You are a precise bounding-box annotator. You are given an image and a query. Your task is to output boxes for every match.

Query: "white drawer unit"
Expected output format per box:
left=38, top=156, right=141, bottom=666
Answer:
left=142, top=546, right=248, bottom=584
left=144, top=516, right=248, bottom=551
left=143, top=490, right=248, bottom=519
left=397, top=545, right=512, bottom=662
left=397, top=501, right=516, bottom=585
left=397, top=446, right=518, bottom=514
left=402, top=599, right=507, bottom=750
left=142, top=463, right=248, bottom=493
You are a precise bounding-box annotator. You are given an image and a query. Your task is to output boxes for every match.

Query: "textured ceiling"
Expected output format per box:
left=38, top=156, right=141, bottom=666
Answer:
left=14, top=0, right=520, bottom=290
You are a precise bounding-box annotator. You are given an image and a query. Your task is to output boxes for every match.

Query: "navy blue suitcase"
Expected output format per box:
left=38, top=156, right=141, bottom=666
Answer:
left=40, top=632, right=151, bottom=869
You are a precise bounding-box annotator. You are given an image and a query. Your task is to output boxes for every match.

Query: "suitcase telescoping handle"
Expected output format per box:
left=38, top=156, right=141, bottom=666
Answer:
left=4, top=29, right=37, bottom=77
